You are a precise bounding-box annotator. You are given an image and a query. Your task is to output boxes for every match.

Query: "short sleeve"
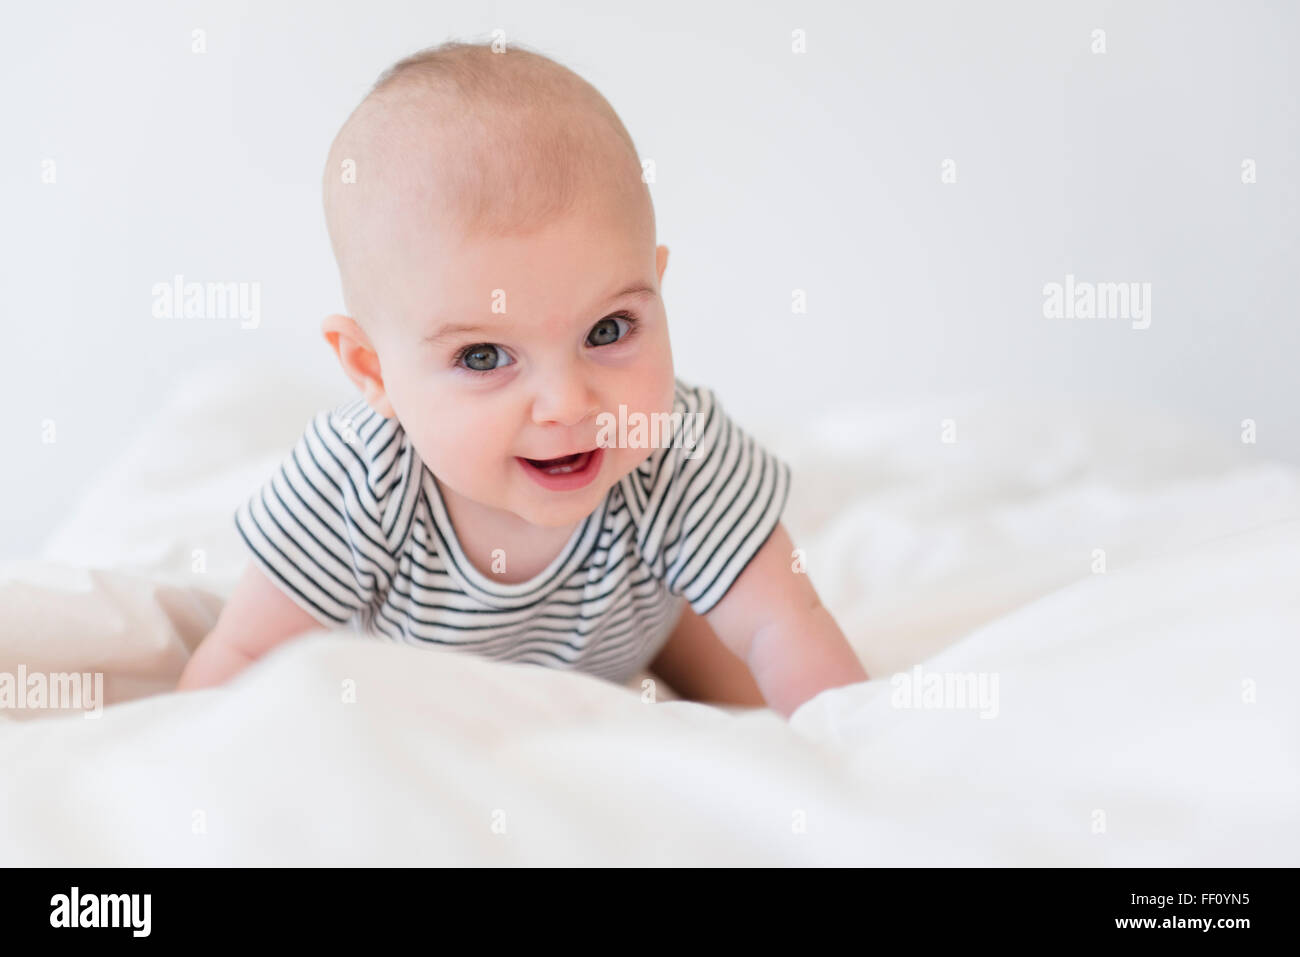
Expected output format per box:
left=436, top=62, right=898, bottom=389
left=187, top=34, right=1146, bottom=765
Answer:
left=629, top=381, right=793, bottom=615
left=233, top=399, right=410, bottom=628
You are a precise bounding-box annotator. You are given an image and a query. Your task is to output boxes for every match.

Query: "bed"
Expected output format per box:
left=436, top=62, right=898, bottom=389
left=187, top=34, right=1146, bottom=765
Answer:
left=2, top=360, right=1297, bottom=865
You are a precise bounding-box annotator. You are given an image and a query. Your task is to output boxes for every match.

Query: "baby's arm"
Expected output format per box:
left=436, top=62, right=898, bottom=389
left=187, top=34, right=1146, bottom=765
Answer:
left=176, top=562, right=323, bottom=691
left=704, top=523, right=868, bottom=718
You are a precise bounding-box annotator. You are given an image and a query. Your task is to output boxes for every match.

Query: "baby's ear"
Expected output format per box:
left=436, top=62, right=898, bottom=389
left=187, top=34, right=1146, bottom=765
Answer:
left=656, top=245, right=669, bottom=283
left=320, top=313, right=396, bottom=418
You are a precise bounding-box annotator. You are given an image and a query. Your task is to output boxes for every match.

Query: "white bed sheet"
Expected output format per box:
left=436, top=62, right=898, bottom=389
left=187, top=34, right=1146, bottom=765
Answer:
left=2, top=360, right=1297, bottom=865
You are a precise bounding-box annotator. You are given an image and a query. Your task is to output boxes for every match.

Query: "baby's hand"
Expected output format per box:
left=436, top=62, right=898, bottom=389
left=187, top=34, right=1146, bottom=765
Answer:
left=704, top=523, right=868, bottom=718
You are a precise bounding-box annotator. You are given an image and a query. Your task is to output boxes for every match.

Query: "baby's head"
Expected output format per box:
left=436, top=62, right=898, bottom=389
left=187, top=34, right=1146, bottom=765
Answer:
left=320, top=41, right=675, bottom=529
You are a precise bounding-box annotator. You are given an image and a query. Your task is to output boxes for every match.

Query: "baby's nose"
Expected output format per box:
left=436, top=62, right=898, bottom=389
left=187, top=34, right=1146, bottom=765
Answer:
left=530, top=374, right=598, bottom=428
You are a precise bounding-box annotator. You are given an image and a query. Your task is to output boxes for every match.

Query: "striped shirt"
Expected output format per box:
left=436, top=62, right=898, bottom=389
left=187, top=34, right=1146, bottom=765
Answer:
left=234, top=378, right=792, bottom=683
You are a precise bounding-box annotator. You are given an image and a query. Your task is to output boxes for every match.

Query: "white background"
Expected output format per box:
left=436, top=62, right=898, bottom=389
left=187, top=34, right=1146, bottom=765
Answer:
left=3, top=0, right=1296, bottom=557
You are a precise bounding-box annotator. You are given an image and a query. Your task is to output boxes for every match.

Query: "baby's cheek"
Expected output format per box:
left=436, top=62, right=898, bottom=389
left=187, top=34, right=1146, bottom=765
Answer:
left=643, top=358, right=676, bottom=418
left=412, top=424, right=488, bottom=482
left=626, top=365, right=674, bottom=417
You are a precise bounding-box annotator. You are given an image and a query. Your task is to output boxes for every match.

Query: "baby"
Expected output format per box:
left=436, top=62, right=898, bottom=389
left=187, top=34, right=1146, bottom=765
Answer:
left=177, top=40, right=868, bottom=717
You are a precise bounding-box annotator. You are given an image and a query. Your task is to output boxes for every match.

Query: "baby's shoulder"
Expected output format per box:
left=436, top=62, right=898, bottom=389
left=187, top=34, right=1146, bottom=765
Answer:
left=615, top=378, right=792, bottom=609
left=658, top=376, right=727, bottom=468
left=320, top=396, right=397, bottom=448
left=308, top=398, right=421, bottom=516
left=613, top=378, right=723, bottom=513
left=669, top=376, right=717, bottom=416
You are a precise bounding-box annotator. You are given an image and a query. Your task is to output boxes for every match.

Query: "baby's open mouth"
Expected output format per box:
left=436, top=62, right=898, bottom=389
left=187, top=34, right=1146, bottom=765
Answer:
left=521, top=450, right=594, bottom=475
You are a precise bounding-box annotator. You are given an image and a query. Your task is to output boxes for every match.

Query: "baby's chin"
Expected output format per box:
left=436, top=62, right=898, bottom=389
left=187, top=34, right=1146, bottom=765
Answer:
left=512, top=497, right=603, bottom=529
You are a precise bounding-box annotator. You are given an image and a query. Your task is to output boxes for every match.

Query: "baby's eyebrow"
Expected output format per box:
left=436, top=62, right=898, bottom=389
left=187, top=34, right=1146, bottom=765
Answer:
left=608, top=282, right=657, bottom=302
left=421, top=282, right=656, bottom=345
left=422, top=322, right=491, bottom=345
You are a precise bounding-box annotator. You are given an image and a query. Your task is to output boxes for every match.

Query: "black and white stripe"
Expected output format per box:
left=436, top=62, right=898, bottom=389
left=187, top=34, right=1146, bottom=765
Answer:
left=233, top=380, right=792, bottom=683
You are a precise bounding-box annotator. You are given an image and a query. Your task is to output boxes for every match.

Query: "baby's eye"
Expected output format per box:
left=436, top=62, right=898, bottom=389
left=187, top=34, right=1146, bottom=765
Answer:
left=586, top=313, right=633, bottom=347
left=458, top=344, right=513, bottom=372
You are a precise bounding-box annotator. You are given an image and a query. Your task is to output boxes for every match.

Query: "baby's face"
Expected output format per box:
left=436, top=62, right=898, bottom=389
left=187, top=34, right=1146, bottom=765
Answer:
left=367, top=198, right=675, bottom=529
